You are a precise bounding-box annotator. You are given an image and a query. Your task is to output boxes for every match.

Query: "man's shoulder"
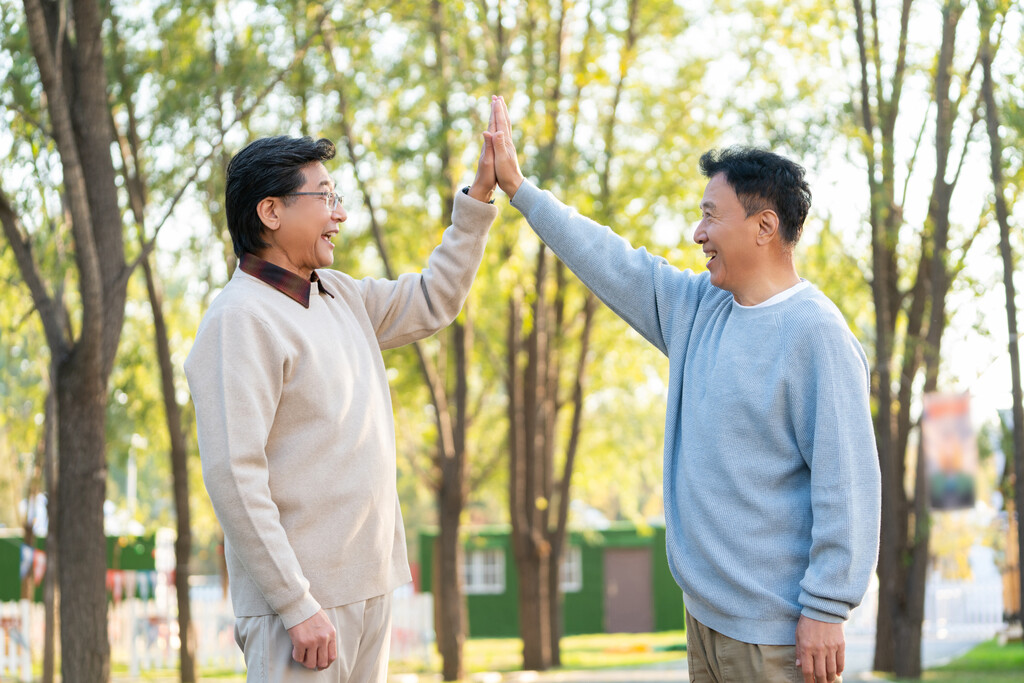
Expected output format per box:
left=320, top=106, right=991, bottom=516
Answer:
left=202, top=272, right=274, bottom=319
left=783, top=286, right=850, bottom=330
left=781, top=287, right=867, bottom=361
left=193, top=272, right=309, bottom=344
left=315, top=268, right=356, bottom=291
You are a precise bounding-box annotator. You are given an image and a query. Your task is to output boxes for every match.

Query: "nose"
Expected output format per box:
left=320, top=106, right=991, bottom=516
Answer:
left=692, top=221, right=706, bottom=245
left=332, top=204, right=347, bottom=222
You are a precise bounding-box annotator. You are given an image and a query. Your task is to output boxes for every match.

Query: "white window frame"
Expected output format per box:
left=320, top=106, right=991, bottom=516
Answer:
left=462, top=548, right=505, bottom=595
left=559, top=545, right=583, bottom=593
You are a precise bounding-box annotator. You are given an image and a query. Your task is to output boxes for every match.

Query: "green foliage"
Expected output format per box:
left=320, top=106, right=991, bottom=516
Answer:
left=0, top=247, right=48, bottom=529
left=3, top=0, right=1022, bottom=574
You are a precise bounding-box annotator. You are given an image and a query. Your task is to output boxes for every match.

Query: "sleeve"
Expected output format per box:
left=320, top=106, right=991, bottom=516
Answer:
left=795, top=322, right=882, bottom=623
left=511, top=180, right=705, bottom=356
left=184, top=307, right=321, bottom=629
left=358, top=189, right=498, bottom=350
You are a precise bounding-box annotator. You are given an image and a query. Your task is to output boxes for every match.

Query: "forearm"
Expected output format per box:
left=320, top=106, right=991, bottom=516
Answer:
left=200, top=449, right=320, bottom=628
left=511, top=180, right=680, bottom=354
left=799, top=347, right=881, bottom=620
left=366, top=189, right=497, bottom=349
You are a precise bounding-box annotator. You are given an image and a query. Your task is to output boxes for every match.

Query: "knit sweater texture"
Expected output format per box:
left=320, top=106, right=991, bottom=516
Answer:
left=185, top=192, right=497, bottom=629
left=511, top=180, right=881, bottom=645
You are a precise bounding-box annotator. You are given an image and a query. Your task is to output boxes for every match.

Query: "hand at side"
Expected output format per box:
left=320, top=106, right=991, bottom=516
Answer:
left=795, top=615, right=845, bottom=682
left=287, top=608, right=337, bottom=670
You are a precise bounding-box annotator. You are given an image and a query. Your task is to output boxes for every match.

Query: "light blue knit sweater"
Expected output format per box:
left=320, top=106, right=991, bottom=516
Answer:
left=511, top=180, right=881, bottom=645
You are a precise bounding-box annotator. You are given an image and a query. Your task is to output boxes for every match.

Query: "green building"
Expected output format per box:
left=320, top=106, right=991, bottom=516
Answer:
left=0, top=530, right=157, bottom=602
left=419, top=522, right=684, bottom=638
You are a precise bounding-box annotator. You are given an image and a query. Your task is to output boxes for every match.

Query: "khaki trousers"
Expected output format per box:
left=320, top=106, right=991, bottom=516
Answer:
left=686, top=610, right=818, bottom=683
left=234, top=594, right=392, bottom=683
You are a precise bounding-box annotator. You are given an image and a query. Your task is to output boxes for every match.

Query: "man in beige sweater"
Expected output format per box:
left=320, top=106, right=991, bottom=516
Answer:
left=185, top=133, right=497, bottom=681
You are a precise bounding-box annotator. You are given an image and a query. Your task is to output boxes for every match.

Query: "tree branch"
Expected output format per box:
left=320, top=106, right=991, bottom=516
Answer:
left=23, top=0, right=105, bottom=357
left=0, top=189, right=69, bottom=358
left=113, top=2, right=337, bottom=292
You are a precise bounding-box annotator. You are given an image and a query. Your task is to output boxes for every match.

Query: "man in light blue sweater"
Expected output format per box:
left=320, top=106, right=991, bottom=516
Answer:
left=485, top=96, right=880, bottom=683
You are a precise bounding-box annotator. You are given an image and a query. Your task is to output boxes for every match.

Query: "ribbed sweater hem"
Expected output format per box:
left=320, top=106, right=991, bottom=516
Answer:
left=683, top=591, right=798, bottom=646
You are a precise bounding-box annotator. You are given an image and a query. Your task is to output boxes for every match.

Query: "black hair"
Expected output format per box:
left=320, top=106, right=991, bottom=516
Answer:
left=698, top=147, right=811, bottom=245
left=225, top=135, right=337, bottom=257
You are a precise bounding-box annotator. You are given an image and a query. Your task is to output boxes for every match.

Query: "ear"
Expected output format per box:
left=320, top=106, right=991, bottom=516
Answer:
left=256, top=197, right=283, bottom=233
left=755, top=209, right=780, bottom=246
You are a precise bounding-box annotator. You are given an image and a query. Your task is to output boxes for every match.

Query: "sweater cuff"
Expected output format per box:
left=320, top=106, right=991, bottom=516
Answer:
left=277, top=592, right=323, bottom=631
left=799, top=589, right=849, bottom=624
left=454, top=185, right=499, bottom=227
left=509, top=178, right=543, bottom=217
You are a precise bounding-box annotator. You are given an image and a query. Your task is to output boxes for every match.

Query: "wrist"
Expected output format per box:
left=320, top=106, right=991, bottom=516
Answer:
left=464, top=184, right=495, bottom=204
left=507, top=176, right=523, bottom=199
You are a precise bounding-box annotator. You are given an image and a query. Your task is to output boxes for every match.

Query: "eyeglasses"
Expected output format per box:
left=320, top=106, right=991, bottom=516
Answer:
left=282, top=190, right=343, bottom=212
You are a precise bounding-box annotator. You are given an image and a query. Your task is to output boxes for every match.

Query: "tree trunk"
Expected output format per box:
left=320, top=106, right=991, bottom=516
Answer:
left=980, top=4, right=1024, bottom=635
left=43, top=366, right=58, bottom=683
left=518, top=546, right=551, bottom=670
left=56, top=355, right=110, bottom=683
left=142, top=256, right=197, bottom=682
left=436, top=495, right=466, bottom=680
left=435, top=318, right=470, bottom=682
left=853, top=0, right=980, bottom=673
left=20, top=2, right=129, bottom=680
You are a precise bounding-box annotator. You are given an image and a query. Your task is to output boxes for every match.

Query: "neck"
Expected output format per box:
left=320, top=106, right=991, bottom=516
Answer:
left=731, top=262, right=801, bottom=306
left=256, top=247, right=312, bottom=281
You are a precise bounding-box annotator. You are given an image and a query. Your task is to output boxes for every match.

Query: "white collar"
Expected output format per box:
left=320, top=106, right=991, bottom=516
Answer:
left=735, top=280, right=810, bottom=309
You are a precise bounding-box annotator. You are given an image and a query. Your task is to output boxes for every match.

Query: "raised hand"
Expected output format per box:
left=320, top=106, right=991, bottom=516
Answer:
left=484, top=95, right=525, bottom=198
left=467, top=95, right=498, bottom=203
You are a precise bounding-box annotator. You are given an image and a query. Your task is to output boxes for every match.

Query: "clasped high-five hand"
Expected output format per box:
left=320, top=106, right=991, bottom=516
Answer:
left=484, top=95, right=525, bottom=199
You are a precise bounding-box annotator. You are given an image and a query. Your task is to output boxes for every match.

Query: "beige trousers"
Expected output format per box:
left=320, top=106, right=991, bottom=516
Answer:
left=686, top=610, right=820, bottom=683
left=234, top=594, right=392, bottom=683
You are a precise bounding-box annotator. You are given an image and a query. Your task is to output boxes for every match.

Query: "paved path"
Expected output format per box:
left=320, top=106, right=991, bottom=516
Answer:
left=109, top=631, right=993, bottom=682
left=386, top=630, right=992, bottom=683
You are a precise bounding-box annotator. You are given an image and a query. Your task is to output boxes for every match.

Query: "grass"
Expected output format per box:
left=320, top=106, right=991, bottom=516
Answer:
left=108, top=634, right=1023, bottom=682
left=389, top=630, right=688, bottom=674
left=881, top=638, right=1024, bottom=683
left=107, top=631, right=687, bottom=680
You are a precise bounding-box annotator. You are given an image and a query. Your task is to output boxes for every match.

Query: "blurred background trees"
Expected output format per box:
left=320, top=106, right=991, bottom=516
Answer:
left=1, top=0, right=1022, bottom=681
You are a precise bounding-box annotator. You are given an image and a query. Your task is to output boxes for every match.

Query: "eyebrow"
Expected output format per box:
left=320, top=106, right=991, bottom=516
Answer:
left=318, top=179, right=335, bottom=190
left=700, top=200, right=716, bottom=212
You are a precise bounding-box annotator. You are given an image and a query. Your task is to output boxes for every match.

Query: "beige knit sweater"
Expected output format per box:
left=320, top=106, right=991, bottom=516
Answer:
left=185, top=192, right=497, bottom=629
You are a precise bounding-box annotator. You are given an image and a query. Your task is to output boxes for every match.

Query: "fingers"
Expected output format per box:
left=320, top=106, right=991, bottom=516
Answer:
left=483, top=94, right=524, bottom=198
left=288, top=610, right=337, bottom=670
left=825, top=651, right=838, bottom=681
left=796, top=646, right=813, bottom=683
left=797, top=648, right=840, bottom=682
left=317, top=640, right=331, bottom=670
left=497, top=95, right=513, bottom=138
left=479, top=130, right=493, bottom=166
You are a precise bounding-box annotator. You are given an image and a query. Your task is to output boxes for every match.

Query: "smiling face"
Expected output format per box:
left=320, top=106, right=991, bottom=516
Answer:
left=692, top=173, right=763, bottom=296
left=258, top=162, right=346, bottom=279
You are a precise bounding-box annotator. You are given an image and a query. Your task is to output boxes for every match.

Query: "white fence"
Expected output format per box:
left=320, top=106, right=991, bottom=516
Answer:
left=0, top=582, right=434, bottom=681
left=0, top=570, right=1007, bottom=680
left=0, top=600, right=32, bottom=681
left=846, top=569, right=1005, bottom=640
